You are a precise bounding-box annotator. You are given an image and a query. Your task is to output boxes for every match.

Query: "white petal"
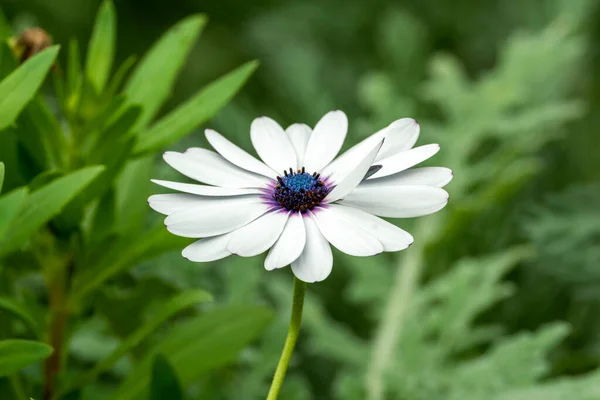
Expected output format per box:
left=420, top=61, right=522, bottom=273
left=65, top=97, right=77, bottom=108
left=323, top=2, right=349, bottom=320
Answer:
left=325, top=139, right=384, bottom=202
left=265, top=212, right=306, bottom=271
left=320, top=126, right=386, bottom=184
left=250, top=117, right=297, bottom=173
left=361, top=167, right=453, bottom=188
left=165, top=197, right=272, bottom=238
left=340, top=185, right=449, bottom=218
left=312, top=207, right=383, bottom=256
left=375, top=118, right=420, bottom=161
left=164, top=149, right=270, bottom=188
left=291, top=213, right=333, bottom=282
left=152, top=179, right=264, bottom=196
left=148, top=193, right=204, bottom=215
left=327, top=204, right=413, bottom=251
left=205, top=129, right=278, bottom=178
left=286, top=124, right=312, bottom=168
left=227, top=210, right=289, bottom=257
left=321, top=118, right=414, bottom=183
left=302, top=110, right=348, bottom=173
left=182, top=233, right=234, bottom=262
left=370, top=144, right=440, bottom=179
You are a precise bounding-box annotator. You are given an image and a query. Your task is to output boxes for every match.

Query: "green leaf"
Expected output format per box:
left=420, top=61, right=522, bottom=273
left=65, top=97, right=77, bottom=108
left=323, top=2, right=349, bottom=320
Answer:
left=124, top=15, right=206, bottom=130
left=134, top=60, right=259, bottom=154
left=71, top=224, right=190, bottom=305
left=72, top=290, right=212, bottom=390
left=0, top=9, right=10, bottom=42
left=114, top=305, right=273, bottom=400
left=0, top=297, right=39, bottom=337
left=107, top=55, right=136, bottom=95
left=0, top=340, right=53, bottom=376
left=0, top=162, right=4, bottom=193
left=0, top=188, right=27, bottom=238
left=67, top=39, right=82, bottom=104
left=0, top=46, right=59, bottom=132
left=0, top=166, right=104, bottom=255
left=114, top=156, right=153, bottom=234
left=150, top=354, right=183, bottom=400
left=85, top=0, right=116, bottom=93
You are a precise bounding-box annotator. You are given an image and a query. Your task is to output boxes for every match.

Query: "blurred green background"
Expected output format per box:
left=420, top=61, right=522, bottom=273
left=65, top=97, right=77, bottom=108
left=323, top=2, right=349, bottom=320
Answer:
left=0, top=0, right=599, bottom=399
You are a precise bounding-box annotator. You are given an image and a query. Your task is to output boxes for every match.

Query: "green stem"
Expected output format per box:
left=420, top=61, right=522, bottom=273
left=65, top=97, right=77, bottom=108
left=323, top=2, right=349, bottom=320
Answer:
left=10, top=374, right=27, bottom=400
left=266, top=276, right=306, bottom=400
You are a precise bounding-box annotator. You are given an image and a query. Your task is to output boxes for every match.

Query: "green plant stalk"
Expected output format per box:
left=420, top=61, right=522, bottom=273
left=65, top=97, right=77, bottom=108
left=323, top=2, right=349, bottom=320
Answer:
left=365, top=217, right=439, bottom=400
left=266, top=276, right=306, bottom=400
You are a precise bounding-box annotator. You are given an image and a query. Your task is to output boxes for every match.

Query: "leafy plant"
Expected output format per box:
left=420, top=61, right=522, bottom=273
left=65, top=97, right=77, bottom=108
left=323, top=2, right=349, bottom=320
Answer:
left=0, top=1, right=268, bottom=399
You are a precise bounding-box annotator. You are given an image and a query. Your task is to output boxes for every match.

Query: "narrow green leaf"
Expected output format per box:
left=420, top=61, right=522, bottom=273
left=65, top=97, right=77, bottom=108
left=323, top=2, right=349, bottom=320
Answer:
left=124, top=15, right=206, bottom=129
left=0, top=188, right=27, bottom=238
left=107, top=55, right=136, bottom=95
left=0, top=46, right=59, bottom=132
left=66, top=39, right=82, bottom=114
left=0, top=297, right=39, bottom=337
left=85, top=0, right=116, bottom=93
left=0, top=165, right=104, bottom=255
left=0, top=162, right=4, bottom=193
left=0, top=340, right=53, bottom=376
left=134, top=60, right=258, bottom=154
left=150, top=355, right=183, bottom=400
left=114, top=306, right=273, bottom=400
left=72, top=290, right=212, bottom=389
left=71, top=224, right=190, bottom=304
left=0, top=9, right=11, bottom=41
left=115, top=156, right=153, bottom=234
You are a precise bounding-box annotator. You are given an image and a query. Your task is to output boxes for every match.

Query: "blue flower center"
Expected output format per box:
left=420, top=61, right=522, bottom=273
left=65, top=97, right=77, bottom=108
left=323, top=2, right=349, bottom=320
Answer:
left=274, top=168, right=329, bottom=212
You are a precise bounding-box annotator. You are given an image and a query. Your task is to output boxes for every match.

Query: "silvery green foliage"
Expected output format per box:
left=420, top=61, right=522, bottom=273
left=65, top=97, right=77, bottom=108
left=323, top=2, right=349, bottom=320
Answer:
left=201, top=3, right=595, bottom=400
left=525, top=184, right=600, bottom=289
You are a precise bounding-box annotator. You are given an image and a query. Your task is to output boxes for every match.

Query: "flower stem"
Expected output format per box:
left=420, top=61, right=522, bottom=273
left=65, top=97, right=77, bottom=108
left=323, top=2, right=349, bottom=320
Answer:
left=266, top=276, right=306, bottom=400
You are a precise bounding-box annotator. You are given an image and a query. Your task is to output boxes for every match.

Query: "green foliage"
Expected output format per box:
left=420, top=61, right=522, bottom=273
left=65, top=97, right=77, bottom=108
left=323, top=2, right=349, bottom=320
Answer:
left=0, top=1, right=259, bottom=399
left=114, top=306, right=273, bottom=400
left=134, top=60, right=259, bottom=155
left=0, top=46, right=58, bottom=131
left=85, top=0, right=116, bottom=93
left=0, top=0, right=598, bottom=399
left=149, top=354, right=184, bottom=400
left=124, top=14, right=207, bottom=130
left=0, top=340, right=52, bottom=376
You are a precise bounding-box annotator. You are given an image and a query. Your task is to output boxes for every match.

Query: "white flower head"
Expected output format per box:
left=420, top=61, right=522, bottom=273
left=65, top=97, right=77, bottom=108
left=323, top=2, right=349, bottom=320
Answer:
left=149, top=111, right=451, bottom=283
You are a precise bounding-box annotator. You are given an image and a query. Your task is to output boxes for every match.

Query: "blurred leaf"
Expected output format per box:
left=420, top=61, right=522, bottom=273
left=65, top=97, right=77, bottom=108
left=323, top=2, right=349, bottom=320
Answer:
left=0, top=46, right=59, bottom=132
left=74, top=289, right=212, bottom=388
left=91, top=106, right=142, bottom=161
left=0, top=339, right=52, bottom=376
left=0, top=188, right=28, bottom=238
left=134, top=60, right=258, bottom=154
left=114, top=305, right=273, bottom=400
left=0, top=162, right=4, bottom=193
left=71, top=225, right=190, bottom=304
left=124, top=14, right=206, bottom=129
left=149, top=354, right=183, bottom=400
left=107, top=56, right=136, bottom=95
left=0, top=297, right=38, bottom=337
left=0, top=9, right=11, bottom=40
left=67, top=39, right=82, bottom=110
left=114, top=156, right=153, bottom=234
left=0, top=166, right=104, bottom=255
left=85, top=0, right=116, bottom=93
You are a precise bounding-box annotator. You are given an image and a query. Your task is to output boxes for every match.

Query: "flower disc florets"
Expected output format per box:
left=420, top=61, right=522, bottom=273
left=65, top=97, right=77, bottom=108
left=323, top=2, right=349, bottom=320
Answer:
left=274, top=167, right=328, bottom=212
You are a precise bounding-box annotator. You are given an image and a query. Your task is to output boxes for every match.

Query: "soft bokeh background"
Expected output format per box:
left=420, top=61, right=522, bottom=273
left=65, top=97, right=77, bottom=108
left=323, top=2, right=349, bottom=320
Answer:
left=1, top=0, right=599, bottom=399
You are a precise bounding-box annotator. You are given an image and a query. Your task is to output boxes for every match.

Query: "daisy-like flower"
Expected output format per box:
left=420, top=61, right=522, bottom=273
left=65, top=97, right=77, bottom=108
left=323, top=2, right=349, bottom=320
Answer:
left=149, top=111, right=451, bottom=283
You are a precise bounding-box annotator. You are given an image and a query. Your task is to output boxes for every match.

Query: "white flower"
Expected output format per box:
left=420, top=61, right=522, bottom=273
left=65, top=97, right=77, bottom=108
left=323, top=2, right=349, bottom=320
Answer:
left=149, top=111, right=451, bottom=283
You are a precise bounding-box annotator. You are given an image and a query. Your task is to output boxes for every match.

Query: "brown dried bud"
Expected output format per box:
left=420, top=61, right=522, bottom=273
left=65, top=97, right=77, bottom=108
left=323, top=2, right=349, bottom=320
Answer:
left=15, top=28, right=53, bottom=63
